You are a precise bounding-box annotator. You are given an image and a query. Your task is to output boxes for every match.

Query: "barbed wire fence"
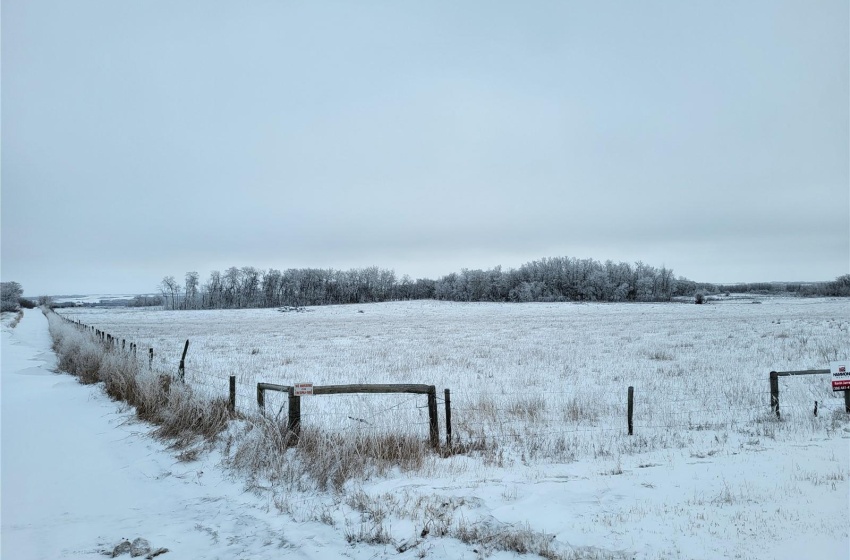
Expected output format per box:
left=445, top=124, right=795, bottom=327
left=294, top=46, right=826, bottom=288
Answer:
left=52, top=309, right=849, bottom=464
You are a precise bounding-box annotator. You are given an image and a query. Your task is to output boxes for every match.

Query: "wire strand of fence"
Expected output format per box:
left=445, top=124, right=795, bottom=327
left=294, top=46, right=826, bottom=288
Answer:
left=636, top=393, right=774, bottom=405
left=636, top=407, right=759, bottom=417
left=476, top=426, right=626, bottom=437
left=452, top=419, right=615, bottom=433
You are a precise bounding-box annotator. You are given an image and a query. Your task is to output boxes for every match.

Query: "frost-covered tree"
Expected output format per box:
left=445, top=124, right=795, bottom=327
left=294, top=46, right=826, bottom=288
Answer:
left=1, top=282, right=23, bottom=312
left=204, top=270, right=223, bottom=308
left=184, top=271, right=199, bottom=309
left=223, top=267, right=242, bottom=307
left=159, top=254, right=704, bottom=311
left=159, top=276, right=179, bottom=310
left=261, top=269, right=282, bottom=307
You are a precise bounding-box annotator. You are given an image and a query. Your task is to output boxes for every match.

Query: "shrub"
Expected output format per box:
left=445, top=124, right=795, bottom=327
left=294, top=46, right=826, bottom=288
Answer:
left=0, top=281, right=23, bottom=312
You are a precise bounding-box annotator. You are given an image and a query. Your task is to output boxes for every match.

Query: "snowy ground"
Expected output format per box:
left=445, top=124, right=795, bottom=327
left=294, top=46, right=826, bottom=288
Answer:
left=4, top=305, right=850, bottom=559
left=1, top=310, right=393, bottom=560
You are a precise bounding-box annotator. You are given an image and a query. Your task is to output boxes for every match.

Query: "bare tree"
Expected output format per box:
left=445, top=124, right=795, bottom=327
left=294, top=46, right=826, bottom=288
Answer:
left=204, top=270, right=223, bottom=308
left=160, top=276, right=179, bottom=310
left=184, top=271, right=199, bottom=309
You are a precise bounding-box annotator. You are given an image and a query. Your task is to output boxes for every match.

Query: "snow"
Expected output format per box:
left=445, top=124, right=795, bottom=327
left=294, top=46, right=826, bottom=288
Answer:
left=1, top=311, right=369, bottom=559
left=3, top=305, right=850, bottom=559
left=46, top=295, right=147, bottom=306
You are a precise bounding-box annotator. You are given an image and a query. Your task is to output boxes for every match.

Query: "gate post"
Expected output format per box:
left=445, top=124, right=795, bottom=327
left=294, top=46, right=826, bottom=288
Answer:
left=287, top=387, right=301, bottom=445
left=427, top=386, right=439, bottom=450
left=769, top=371, right=780, bottom=418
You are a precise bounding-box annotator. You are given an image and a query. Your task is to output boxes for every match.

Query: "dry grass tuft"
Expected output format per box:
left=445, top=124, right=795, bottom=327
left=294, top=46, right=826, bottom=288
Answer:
left=453, top=518, right=621, bottom=559
left=299, top=429, right=427, bottom=490
left=507, top=396, right=547, bottom=420
left=54, top=335, right=103, bottom=384
left=154, top=387, right=232, bottom=447
left=225, top=417, right=429, bottom=491
left=224, top=415, right=297, bottom=486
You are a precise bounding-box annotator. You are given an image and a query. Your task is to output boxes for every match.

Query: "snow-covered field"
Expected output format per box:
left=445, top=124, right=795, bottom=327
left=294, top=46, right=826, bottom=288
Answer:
left=58, top=299, right=850, bottom=457
left=48, top=294, right=148, bottom=306
left=16, top=299, right=850, bottom=558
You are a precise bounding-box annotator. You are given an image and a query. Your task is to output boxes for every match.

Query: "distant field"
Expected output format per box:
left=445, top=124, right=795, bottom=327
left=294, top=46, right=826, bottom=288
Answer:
left=58, top=297, right=850, bottom=462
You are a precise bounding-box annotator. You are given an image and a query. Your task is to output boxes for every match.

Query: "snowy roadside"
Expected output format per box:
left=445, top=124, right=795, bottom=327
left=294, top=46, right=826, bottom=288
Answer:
left=0, top=310, right=372, bottom=559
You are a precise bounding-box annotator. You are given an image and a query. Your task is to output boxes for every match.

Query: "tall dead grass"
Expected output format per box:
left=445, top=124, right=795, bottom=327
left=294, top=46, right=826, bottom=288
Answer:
left=224, top=417, right=428, bottom=491
left=46, top=309, right=230, bottom=448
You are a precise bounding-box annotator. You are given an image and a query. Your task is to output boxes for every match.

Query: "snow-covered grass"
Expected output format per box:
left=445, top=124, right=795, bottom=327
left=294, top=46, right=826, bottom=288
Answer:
left=52, top=299, right=850, bottom=559
left=47, top=310, right=232, bottom=450
left=1, top=309, right=24, bottom=329
left=58, top=299, right=850, bottom=460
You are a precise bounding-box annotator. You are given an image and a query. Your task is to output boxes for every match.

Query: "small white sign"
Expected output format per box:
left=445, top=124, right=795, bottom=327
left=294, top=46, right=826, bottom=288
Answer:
left=294, top=382, right=313, bottom=396
left=831, top=361, right=850, bottom=392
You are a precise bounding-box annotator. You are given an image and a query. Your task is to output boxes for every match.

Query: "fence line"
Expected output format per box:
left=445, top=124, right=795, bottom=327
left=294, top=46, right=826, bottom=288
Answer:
left=51, top=309, right=848, bottom=456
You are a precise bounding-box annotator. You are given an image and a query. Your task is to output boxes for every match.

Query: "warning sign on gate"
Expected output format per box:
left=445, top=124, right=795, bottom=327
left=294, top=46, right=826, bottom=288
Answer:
left=831, top=361, right=850, bottom=392
left=294, top=382, right=313, bottom=396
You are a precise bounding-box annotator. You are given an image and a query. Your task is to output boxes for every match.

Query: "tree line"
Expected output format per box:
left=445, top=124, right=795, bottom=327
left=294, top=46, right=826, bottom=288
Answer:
left=714, top=276, right=850, bottom=298
left=153, top=257, right=710, bottom=310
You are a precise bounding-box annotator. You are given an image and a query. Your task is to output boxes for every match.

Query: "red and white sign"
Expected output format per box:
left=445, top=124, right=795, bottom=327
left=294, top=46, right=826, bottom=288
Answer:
left=294, top=382, right=313, bottom=396
left=831, top=361, right=850, bottom=392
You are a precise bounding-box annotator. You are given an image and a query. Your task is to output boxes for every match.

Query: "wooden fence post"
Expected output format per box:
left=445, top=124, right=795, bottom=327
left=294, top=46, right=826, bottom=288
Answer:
left=257, top=384, right=265, bottom=412
left=178, top=339, right=189, bottom=381
left=288, top=387, right=301, bottom=445
left=444, top=388, right=452, bottom=449
left=149, top=348, right=154, bottom=368
left=627, top=386, right=634, bottom=436
left=769, top=371, right=780, bottom=418
left=229, top=376, right=236, bottom=414
left=427, top=385, right=439, bottom=450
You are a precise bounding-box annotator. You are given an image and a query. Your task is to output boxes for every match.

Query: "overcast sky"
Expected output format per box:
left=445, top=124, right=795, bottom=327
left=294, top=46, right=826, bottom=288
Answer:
left=2, top=1, right=848, bottom=295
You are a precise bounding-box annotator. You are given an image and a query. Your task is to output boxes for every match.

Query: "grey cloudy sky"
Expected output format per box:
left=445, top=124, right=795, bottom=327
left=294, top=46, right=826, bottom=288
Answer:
left=2, top=1, right=848, bottom=295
